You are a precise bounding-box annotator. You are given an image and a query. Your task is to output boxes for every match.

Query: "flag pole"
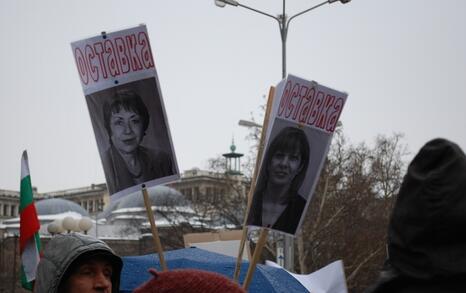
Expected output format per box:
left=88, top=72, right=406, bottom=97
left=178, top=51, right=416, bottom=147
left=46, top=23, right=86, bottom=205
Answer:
left=242, top=228, right=269, bottom=290
left=19, top=151, right=41, bottom=291
left=13, top=235, right=18, bottom=293
left=141, top=184, right=168, bottom=271
left=233, top=86, right=275, bottom=281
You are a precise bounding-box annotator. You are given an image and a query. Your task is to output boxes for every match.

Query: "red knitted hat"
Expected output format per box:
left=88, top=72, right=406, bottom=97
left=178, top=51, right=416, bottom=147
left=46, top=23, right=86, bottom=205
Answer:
left=133, top=268, right=246, bottom=293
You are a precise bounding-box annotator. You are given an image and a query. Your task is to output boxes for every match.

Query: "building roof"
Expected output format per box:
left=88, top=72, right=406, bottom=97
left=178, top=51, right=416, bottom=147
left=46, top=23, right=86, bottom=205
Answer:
left=35, top=198, right=89, bottom=217
left=98, top=185, right=189, bottom=219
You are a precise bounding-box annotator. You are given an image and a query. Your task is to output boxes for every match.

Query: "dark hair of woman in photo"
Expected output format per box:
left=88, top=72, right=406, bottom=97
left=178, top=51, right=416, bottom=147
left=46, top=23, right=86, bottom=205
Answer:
left=103, top=90, right=150, bottom=140
left=101, top=89, right=173, bottom=195
left=247, top=126, right=310, bottom=234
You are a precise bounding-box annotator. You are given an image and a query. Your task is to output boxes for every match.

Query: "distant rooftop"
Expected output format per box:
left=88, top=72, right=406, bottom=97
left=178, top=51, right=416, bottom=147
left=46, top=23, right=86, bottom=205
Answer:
left=99, top=185, right=189, bottom=219
left=36, top=198, right=89, bottom=217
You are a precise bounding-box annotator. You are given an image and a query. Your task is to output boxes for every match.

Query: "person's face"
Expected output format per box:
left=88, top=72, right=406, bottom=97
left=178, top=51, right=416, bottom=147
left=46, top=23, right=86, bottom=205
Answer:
left=64, top=259, right=113, bottom=293
left=268, top=147, right=303, bottom=186
left=109, top=108, right=144, bottom=154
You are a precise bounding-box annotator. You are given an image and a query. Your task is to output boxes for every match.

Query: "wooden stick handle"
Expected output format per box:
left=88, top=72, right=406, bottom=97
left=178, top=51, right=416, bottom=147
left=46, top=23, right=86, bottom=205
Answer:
left=142, top=185, right=168, bottom=271
left=242, top=229, right=269, bottom=290
left=233, top=87, right=276, bottom=281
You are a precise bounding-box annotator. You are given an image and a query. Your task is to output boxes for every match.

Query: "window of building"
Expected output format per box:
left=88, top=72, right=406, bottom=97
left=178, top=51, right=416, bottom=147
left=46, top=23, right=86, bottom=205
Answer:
left=4, top=204, right=9, bottom=216
left=11, top=205, right=16, bottom=217
left=89, top=200, right=93, bottom=213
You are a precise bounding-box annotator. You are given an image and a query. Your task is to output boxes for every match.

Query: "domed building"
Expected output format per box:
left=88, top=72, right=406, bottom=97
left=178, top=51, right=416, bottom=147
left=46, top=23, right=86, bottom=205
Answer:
left=100, top=185, right=189, bottom=218
left=97, top=186, right=202, bottom=238
left=36, top=198, right=89, bottom=217
left=2, top=198, right=91, bottom=235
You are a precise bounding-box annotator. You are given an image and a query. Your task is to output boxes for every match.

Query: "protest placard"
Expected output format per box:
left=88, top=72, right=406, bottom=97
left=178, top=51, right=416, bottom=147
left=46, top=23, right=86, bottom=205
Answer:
left=246, top=74, right=347, bottom=235
left=71, top=25, right=179, bottom=202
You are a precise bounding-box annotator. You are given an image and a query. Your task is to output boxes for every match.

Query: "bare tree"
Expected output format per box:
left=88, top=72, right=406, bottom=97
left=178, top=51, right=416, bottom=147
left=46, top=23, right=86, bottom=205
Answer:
left=205, top=155, right=249, bottom=228
left=296, top=131, right=408, bottom=292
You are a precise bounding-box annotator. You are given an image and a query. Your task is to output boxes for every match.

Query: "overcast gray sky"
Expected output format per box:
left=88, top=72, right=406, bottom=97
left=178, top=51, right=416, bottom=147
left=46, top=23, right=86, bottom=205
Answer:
left=1, top=0, right=465, bottom=192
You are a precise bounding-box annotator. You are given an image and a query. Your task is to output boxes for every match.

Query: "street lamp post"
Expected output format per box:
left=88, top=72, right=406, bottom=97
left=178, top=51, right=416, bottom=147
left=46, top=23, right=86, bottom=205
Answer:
left=215, top=0, right=350, bottom=79
left=221, top=0, right=351, bottom=271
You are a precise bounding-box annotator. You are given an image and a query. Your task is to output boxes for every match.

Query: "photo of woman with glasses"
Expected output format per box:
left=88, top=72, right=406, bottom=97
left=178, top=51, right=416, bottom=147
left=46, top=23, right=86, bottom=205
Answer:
left=100, top=89, right=175, bottom=195
left=85, top=78, right=178, bottom=199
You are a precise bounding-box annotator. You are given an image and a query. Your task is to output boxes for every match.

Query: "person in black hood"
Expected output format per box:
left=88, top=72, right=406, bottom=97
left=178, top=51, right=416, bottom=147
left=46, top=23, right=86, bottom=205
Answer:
left=366, top=138, right=466, bottom=293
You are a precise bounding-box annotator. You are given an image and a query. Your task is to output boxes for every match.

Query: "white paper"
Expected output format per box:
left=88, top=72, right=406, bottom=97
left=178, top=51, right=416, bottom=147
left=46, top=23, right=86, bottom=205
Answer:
left=266, top=260, right=348, bottom=293
left=246, top=74, right=348, bottom=235
left=71, top=25, right=179, bottom=201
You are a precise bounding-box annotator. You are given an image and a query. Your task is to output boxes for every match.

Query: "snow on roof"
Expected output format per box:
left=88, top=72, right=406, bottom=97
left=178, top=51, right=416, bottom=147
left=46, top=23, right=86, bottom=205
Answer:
left=112, top=215, right=146, bottom=220
left=39, top=211, right=84, bottom=221
left=111, top=205, right=194, bottom=215
left=2, top=211, right=85, bottom=225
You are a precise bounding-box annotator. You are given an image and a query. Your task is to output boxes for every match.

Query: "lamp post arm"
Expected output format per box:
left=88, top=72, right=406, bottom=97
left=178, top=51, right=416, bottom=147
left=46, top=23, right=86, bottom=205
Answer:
left=232, top=2, right=286, bottom=78
left=287, top=0, right=329, bottom=27
left=236, top=2, right=280, bottom=23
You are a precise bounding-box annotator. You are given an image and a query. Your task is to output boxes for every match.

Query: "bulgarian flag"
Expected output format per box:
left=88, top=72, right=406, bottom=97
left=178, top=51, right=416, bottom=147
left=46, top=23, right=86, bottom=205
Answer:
left=19, top=151, right=41, bottom=290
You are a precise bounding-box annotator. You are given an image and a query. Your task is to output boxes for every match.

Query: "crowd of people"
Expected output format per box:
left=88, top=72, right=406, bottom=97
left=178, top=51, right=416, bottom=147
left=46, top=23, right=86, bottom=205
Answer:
left=28, top=137, right=466, bottom=292
left=33, top=232, right=245, bottom=293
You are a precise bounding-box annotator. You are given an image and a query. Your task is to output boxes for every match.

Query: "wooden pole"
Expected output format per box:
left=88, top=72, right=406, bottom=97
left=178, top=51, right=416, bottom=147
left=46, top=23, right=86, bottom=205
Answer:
left=242, top=228, right=269, bottom=290
left=233, top=86, right=276, bottom=281
left=12, top=235, right=17, bottom=293
left=141, top=184, right=168, bottom=271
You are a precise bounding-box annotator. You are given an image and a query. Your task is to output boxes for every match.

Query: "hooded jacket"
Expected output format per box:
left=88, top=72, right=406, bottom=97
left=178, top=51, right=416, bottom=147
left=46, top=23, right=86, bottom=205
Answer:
left=34, top=232, right=122, bottom=293
left=366, top=138, right=466, bottom=293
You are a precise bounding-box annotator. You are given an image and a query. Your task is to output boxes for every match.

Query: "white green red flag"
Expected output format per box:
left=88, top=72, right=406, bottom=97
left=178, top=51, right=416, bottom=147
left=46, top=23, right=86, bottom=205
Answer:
left=19, top=151, right=41, bottom=290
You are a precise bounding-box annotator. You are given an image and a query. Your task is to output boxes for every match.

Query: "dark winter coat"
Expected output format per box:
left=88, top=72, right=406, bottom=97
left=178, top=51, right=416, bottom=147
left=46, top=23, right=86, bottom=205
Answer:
left=366, top=138, right=466, bottom=293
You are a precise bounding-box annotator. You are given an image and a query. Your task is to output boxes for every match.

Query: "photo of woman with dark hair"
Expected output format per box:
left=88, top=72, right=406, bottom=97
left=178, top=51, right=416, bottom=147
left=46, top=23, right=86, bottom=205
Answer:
left=101, top=89, right=174, bottom=195
left=247, top=126, right=310, bottom=235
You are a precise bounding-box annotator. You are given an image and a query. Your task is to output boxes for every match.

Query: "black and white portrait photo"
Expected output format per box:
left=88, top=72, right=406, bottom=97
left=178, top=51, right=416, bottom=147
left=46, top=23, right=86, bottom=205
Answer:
left=247, top=119, right=330, bottom=235
left=85, top=77, right=178, bottom=200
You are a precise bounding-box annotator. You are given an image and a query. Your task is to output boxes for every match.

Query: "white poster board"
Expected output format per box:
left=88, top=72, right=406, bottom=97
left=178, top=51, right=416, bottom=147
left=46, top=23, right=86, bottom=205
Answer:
left=247, top=74, right=347, bottom=235
left=71, top=25, right=179, bottom=202
left=266, top=260, right=348, bottom=293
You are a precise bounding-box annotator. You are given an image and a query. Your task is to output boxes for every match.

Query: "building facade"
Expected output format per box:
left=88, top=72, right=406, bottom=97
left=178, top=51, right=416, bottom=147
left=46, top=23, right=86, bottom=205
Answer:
left=1, top=173, right=249, bottom=223
left=0, top=188, right=45, bottom=220
left=167, top=168, right=248, bottom=204
left=45, top=183, right=109, bottom=216
left=0, top=189, right=21, bottom=220
left=0, top=183, right=107, bottom=221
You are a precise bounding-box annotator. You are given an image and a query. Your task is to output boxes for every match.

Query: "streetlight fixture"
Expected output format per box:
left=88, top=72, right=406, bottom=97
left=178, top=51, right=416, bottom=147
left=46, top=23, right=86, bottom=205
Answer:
left=215, top=0, right=238, bottom=7
left=78, top=218, right=93, bottom=235
left=215, top=0, right=351, bottom=79
left=62, top=216, right=78, bottom=233
left=47, top=222, right=60, bottom=236
left=238, top=119, right=262, bottom=128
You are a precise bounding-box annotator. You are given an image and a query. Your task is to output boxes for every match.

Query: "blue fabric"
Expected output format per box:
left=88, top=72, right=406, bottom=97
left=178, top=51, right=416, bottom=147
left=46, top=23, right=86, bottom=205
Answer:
left=120, top=247, right=308, bottom=293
